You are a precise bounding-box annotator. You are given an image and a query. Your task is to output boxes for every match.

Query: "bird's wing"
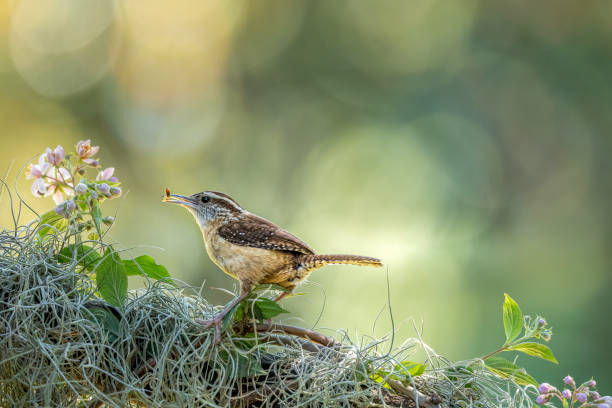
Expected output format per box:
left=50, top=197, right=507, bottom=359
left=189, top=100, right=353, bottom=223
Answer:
left=217, top=214, right=314, bottom=254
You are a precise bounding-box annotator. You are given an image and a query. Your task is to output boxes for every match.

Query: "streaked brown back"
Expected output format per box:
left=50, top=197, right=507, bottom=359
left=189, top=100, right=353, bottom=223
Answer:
left=218, top=213, right=314, bottom=254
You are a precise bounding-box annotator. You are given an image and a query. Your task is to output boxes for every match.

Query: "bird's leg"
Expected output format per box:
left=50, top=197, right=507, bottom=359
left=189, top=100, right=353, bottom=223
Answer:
left=196, top=283, right=252, bottom=344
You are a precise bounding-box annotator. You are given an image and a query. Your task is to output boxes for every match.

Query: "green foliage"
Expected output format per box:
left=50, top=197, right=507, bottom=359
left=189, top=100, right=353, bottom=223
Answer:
left=95, top=248, right=128, bottom=308
left=484, top=357, right=538, bottom=387
left=503, top=293, right=522, bottom=344
left=91, top=201, right=102, bottom=233
left=370, top=360, right=426, bottom=389
left=219, top=350, right=266, bottom=378
left=58, top=244, right=100, bottom=270
left=395, top=361, right=426, bottom=377
left=507, top=342, right=558, bottom=364
left=85, top=306, right=121, bottom=342
left=123, top=255, right=171, bottom=282
left=479, top=294, right=558, bottom=386
left=252, top=283, right=291, bottom=293
left=252, top=298, right=289, bottom=320
left=232, top=294, right=290, bottom=325
left=37, top=210, right=68, bottom=239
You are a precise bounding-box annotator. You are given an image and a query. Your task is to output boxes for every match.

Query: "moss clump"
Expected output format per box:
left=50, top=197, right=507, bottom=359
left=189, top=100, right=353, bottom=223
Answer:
left=0, top=217, right=535, bottom=407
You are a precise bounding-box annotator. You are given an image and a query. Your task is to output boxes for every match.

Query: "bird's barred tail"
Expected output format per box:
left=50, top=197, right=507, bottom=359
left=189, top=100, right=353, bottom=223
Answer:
left=299, top=254, right=383, bottom=271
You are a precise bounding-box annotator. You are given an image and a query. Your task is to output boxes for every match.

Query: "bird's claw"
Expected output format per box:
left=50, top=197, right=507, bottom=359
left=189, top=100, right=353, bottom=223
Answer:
left=195, top=316, right=224, bottom=344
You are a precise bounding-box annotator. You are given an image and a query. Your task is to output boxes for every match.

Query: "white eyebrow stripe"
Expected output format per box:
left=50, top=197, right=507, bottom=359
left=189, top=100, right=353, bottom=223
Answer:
left=207, top=192, right=243, bottom=211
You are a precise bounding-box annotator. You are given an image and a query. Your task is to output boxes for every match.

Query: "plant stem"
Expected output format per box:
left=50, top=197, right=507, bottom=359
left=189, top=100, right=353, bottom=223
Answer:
left=479, top=334, right=531, bottom=361
left=88, top=202, right=103, bottom=241
left=479, top=346, right=508, bottom=361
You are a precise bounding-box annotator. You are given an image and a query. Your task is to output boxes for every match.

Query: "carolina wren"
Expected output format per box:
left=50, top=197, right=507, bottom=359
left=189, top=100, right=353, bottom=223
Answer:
left=163, top=190, right=382, bottom=341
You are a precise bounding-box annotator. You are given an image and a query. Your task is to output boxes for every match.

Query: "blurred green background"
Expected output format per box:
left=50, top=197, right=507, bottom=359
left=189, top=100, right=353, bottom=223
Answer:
left=1, top=0, right=611, bottom=390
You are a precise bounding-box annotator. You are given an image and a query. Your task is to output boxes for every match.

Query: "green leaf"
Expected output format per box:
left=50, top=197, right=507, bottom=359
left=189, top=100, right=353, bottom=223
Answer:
left=503, top=293, right=522, bottom=344
left=37, top=210, right=68, bottom=238
left=253, top=298, right=289, bottom=320
left=484, top=356, right=538, bottom=387
left=219, top=351, right=265, bottom=378
left=394, top=361, right=426, bottom=378
left=253, top=283, right=291, bottom=293
left=86, top=307, right=121, bottom=342
left=123, top=255, right=172, bottom=282
left=370, top=372, right=392, bottom=389
left=507, top=342, right=558, bottom=364
left=95, top=248, right=127, bottom=308
left=236, top=354, right=266, bottom=377
left=58, top=244, right=101, bottom=271
left=91, top=201, right=102, bottom=232
left=221, top=302, right=242, bottom=330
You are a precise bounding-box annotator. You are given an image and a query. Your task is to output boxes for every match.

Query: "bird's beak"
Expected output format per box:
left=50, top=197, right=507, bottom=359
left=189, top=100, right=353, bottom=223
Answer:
left=162, top=194, right=197, bottom=209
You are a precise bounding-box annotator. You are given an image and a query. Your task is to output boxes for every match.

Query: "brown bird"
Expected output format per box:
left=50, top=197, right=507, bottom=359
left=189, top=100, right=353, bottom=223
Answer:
left=163, top=190, right=382, bottom=341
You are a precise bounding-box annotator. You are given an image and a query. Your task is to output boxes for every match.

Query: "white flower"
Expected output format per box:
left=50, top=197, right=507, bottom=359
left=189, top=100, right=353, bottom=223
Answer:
left=96, top=167, right=114, bottom=181
left=31, top=179, right=47, bottom=196
left=46, top=145, right=65, bottom=166
left=76, top=139, right=99, bottom=163
left=45, top=167, right=73, bottom=204
left=46, top=184, right=74, bottom=205
left=26, top=154, right=50, bottom=180
left=26, top=154, right=50, bottom=196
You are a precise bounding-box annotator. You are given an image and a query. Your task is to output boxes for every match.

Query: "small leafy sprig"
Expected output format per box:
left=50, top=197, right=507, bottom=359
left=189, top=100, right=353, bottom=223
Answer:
left=26, top=140, right=170, bottom=309
left=478, top=294, right=558, bottom=387
left=537, top=376, right=610, bottom=408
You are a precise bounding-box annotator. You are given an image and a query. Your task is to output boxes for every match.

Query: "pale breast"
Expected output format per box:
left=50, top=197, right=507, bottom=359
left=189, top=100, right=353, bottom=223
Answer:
left=204, top=229, right=295, bottom=285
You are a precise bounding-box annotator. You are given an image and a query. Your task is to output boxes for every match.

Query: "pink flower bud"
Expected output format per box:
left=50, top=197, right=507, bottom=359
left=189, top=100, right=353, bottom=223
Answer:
left=65, top=200, right=76, bottom=212
left=97, top=183, right=110, bottom=194
left=109, top=186, right=121, bottom=196
left=576, top=393, right=587, bottom=403
left=564, top=376, right=574, bottom=386
left=91, top=160, right=99, bottom=167
left=593, top=392, right=601, bottom=400
left=537, top=318, right=546, bottom=327
left=588, top=380, right=597, bottom=388
left=54, top=204, right=65, bottom=216
left=109, top=176, right=118, bottom=182
left=562, top=389, right=572, bottom=399
left=536, top=395, right=549, bottom=404
left=539, top=383, right=555, bottom=394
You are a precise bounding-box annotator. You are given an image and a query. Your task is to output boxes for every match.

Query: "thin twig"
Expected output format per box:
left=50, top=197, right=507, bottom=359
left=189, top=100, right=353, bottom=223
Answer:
left=244, top=322, right=338, bottom=348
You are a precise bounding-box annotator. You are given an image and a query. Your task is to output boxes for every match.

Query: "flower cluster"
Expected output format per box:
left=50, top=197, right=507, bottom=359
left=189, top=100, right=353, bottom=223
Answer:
left=524, top=315, right=553, bottom=342
left=25, top=140, right=121, bottom=218
left=537, top=375, right=610, bottom=408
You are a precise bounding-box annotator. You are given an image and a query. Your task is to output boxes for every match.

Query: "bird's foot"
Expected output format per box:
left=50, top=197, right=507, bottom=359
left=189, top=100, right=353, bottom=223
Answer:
left=195, top=315, right=224, bottom=344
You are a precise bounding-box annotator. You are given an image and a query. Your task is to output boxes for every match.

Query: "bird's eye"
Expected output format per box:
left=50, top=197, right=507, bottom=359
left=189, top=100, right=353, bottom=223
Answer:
left=201, top=195, right=210, bottom=203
